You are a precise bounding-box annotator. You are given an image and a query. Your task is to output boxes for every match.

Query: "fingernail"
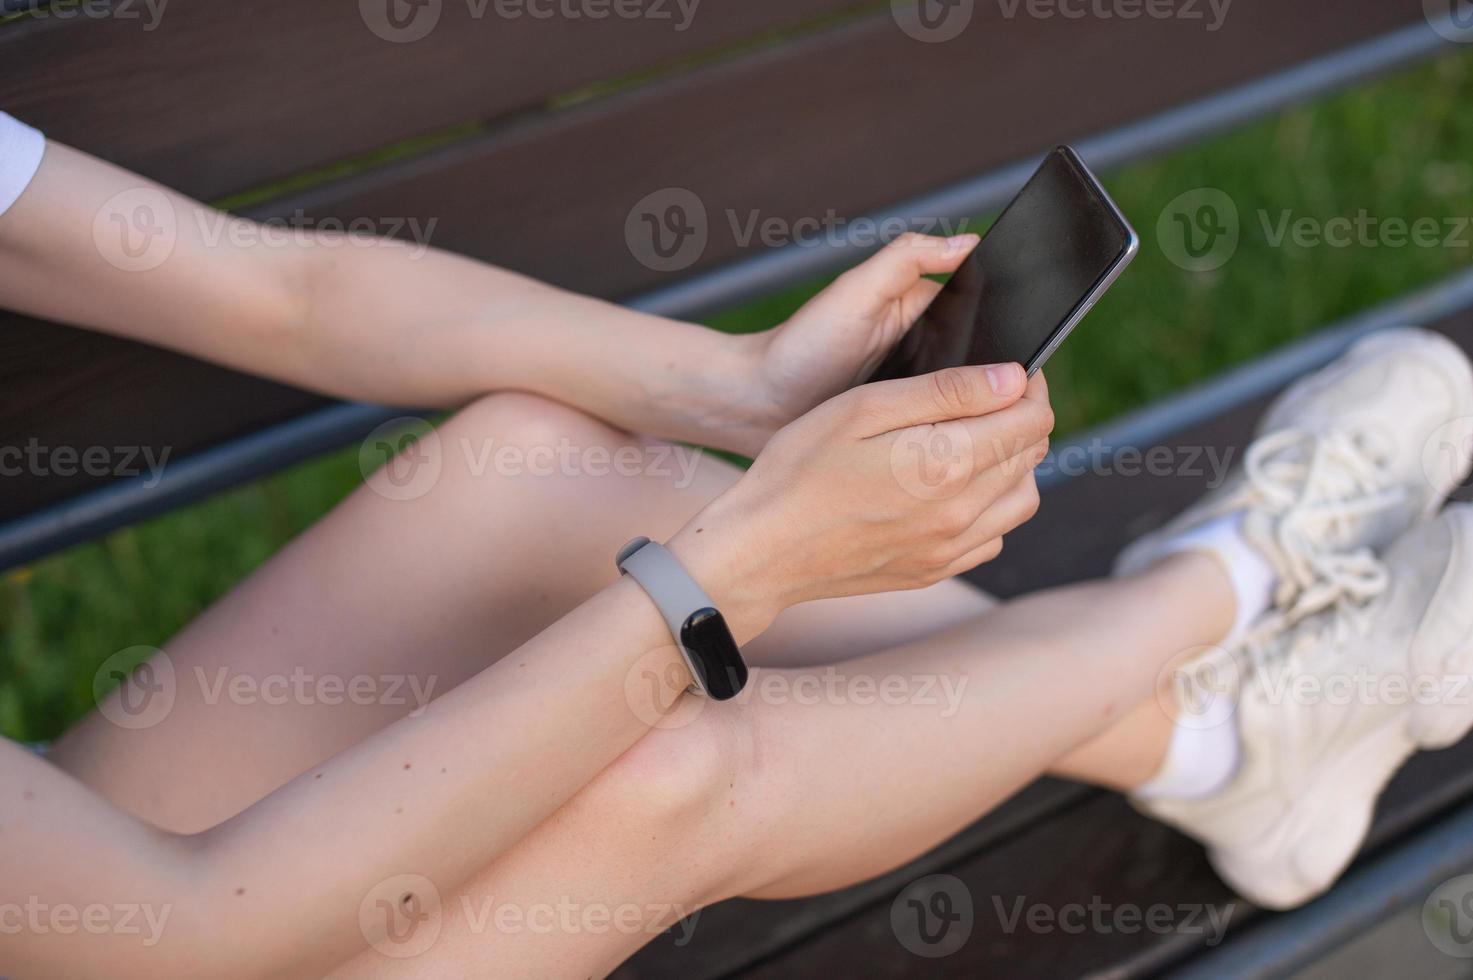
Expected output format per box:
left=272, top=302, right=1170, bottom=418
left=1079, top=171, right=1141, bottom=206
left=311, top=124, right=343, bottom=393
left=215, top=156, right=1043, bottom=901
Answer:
left=986, top=363, right=1022, bottom=395
left=947, top=234, right=979, bottom=253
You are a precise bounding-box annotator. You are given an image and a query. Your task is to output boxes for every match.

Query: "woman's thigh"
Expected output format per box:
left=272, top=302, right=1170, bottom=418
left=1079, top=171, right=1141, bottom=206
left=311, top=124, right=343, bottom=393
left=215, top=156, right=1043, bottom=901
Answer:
left=48, top=392, right=742, bottom=832
left=51, top=391, right=996, bottom=834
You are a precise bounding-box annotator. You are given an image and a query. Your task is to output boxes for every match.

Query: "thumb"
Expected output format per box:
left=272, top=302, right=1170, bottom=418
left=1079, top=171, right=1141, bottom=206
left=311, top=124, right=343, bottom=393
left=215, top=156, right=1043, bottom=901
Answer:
left=848, top=363, right=1026, bottom=435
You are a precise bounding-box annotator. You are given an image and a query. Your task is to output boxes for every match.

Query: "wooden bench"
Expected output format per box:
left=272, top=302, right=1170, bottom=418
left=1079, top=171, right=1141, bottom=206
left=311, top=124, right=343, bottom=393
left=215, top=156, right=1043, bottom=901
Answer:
left=4, top=2, right=1471, bottom=975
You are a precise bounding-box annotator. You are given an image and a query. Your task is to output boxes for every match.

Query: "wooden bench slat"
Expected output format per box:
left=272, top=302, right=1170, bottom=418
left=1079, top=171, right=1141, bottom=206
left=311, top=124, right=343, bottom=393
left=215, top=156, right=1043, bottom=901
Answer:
left=251, top=0, right=1425, bottom=302
left=2, top=0, right=864, bottom=202
left=0, top=1, right=1431, bottom=525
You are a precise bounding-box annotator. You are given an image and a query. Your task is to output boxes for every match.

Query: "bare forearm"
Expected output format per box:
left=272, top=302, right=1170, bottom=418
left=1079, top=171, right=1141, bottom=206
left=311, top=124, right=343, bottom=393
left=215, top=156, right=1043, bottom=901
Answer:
left=0, top=141, right=775, bottom=455
left=292, top=243, right=774, bottom=452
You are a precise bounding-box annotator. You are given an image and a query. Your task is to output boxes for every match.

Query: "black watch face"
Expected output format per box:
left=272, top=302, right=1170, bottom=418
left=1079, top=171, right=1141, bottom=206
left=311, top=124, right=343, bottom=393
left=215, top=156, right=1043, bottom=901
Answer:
left=679, top=607, right=747, bottom=701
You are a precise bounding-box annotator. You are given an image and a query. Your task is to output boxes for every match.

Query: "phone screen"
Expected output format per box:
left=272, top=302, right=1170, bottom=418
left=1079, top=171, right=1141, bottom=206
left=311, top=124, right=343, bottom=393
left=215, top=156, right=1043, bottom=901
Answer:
left=867, top=147, right=1136, bottom=383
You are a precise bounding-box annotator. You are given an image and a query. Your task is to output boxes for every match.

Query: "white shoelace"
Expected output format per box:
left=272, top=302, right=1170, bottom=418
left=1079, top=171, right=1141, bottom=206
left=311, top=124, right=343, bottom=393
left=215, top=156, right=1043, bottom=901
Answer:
left=1231, top=427, right=1401, bottom=676
left=1240, top=427, right=1400, bottom=623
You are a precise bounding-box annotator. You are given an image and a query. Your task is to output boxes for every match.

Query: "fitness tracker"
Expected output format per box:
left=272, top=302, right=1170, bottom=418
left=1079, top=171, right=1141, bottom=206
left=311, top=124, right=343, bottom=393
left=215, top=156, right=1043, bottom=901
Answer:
left=616, top=537, right=748, bottom=701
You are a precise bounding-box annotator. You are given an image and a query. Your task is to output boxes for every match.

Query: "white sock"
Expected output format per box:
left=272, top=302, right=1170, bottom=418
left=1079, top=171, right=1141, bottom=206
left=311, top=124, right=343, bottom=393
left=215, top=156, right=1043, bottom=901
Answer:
left=1135, top=716, right=1242, bottom=801
left=1151, top=514, right=1276, bottom=644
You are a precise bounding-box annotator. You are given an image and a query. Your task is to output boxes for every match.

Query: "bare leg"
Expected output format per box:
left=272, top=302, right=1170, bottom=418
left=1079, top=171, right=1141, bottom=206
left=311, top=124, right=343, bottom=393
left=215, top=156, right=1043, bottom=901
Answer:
left=52, top=389, right=1172, bottom=834
left=325, top=551, right=1229, bottom=977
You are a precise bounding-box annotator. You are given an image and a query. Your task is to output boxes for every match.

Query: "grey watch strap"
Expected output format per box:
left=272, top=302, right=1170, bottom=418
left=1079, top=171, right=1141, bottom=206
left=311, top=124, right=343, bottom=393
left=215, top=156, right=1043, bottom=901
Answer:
left=616, top=537, right=714, bottom=643
left=616, top=537, right=748, bottom=700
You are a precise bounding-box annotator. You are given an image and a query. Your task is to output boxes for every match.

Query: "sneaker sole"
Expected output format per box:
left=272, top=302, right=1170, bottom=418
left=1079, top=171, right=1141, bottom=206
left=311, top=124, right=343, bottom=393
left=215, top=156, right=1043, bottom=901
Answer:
left=1409, top=507, right=1473, bottom=749
left=1209, top=713, right=1416, bottom=910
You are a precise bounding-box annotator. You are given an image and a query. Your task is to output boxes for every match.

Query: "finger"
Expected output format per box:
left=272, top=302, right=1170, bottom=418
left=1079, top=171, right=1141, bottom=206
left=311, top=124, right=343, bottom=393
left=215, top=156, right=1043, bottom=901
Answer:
left=850, top=363, right=1026, bottom=435
left=837, top=231, right=980, bottom=302
left=944, top=536, right=1005, bottom=577
left=897, top=277, right=946, bottom=327
left=1024, top=369, right=1050, bottom=406
left=957, top=396, right=1054, bottom=473
left=961, top=469, right=1043, bottom=546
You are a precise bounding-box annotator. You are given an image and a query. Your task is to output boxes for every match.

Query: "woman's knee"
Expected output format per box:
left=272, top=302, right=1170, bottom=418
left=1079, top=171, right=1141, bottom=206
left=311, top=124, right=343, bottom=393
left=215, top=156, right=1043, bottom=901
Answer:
left=420, top=392, right=740, bottom=521
left=573, top=701, right=779, bottom=900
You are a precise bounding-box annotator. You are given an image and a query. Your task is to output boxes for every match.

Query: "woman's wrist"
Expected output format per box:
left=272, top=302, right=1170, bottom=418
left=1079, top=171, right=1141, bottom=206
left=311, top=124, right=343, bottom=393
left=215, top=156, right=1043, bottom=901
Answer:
left=668, top=328, right=785, bottom=458
left=665, top=497, right=790, bottom=643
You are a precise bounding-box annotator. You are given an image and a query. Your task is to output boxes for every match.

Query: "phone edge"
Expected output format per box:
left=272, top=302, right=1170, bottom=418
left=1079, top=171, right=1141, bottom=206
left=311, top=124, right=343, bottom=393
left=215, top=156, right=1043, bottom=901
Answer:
left=1024, top=147, right=1142, bottom=376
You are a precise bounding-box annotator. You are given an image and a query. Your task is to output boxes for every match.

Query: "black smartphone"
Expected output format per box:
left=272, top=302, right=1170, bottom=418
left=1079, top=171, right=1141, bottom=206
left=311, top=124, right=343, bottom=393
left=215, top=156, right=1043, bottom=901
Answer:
left=867, top=146, right=1138, bottom=383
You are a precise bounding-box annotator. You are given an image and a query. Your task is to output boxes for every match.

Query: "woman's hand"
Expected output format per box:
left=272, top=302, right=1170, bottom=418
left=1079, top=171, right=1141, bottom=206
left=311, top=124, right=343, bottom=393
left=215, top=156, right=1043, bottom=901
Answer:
left=726, top=232, right=981, bottom=455
left=670, top=362, right=1053, bottom=639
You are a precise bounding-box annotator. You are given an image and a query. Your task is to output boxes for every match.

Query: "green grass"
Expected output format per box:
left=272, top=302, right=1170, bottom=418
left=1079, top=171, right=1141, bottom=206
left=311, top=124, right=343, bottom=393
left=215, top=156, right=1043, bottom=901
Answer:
left=5, top=50, right=1473, bottom=742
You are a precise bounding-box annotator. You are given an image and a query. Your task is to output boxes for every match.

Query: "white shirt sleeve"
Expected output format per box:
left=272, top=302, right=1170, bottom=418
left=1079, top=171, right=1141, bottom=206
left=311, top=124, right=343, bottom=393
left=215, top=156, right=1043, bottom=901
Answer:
left=0, top=112, right=45, bottom=218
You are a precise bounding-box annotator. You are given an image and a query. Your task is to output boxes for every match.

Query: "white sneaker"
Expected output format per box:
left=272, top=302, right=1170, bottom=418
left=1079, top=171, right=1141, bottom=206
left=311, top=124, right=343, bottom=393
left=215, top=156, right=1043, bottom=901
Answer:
left=1117, top=327, right=1473, bottom=620
left=1136, top=506, right=1473, bottom=910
